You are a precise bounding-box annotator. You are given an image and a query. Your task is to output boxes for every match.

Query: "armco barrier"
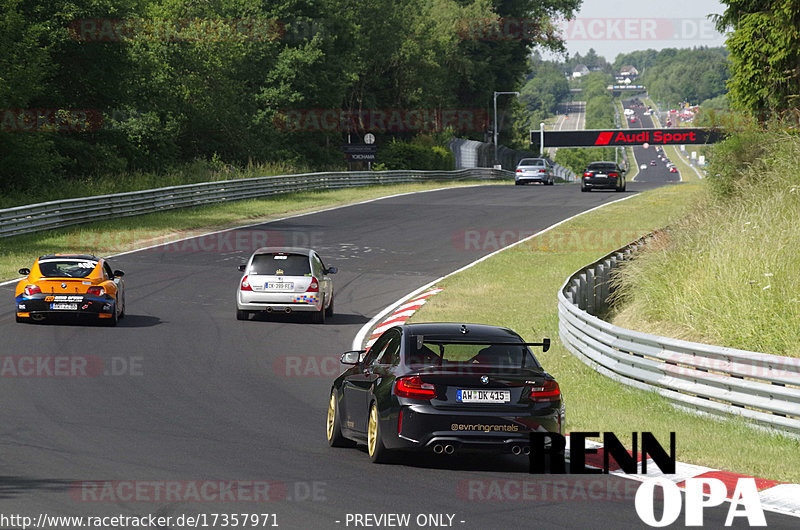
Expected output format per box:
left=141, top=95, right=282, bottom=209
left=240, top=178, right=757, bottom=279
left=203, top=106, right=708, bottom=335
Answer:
left=558, top=237, right=800, bottom=437
left=0, top=168, right=511, bottom=238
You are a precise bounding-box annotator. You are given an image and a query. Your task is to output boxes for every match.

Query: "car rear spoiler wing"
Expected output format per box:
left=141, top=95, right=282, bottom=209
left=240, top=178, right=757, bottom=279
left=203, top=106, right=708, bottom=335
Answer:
left=416, top=338, right=550, bottom=353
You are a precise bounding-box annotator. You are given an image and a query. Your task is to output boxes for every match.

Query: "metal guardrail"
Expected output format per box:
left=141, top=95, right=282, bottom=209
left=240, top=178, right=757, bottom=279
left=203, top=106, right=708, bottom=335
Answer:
left=0, top=168, right=511, bottom=238
left=558, top=237, right=800, bottom=437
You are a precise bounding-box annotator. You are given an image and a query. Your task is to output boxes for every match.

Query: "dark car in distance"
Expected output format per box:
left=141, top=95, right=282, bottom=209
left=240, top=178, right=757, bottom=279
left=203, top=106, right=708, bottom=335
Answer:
left=581, top=161, right=626, bottom=192
left=326, top=323, right=563, bottom=463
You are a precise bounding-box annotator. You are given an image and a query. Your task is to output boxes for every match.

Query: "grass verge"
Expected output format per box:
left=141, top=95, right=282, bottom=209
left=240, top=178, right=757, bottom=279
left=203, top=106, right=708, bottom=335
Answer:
left=0, top=180, right=496, bottom=281
left=611, top=132, right=800, bottom=358
left=410, top=180, right=800, bottom=482
left=0, top=160, right=327, bottom=209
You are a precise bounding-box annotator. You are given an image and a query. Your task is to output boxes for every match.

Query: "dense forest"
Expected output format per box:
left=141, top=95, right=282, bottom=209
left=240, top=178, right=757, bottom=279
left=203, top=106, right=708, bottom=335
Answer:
left=0, top=0, right=582, bottom=193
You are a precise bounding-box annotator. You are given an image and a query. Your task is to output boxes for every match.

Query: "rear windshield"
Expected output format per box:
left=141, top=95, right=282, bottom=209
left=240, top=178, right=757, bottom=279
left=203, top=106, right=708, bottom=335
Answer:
left=518, top=159, right=546, bottom=167
left=407, top=341, right=541, bottom=369
left=38, top=259, right=98, bottom=278
left=587, top=163, right=617, bottom=171
left=250, top=253, right=310, bottom=276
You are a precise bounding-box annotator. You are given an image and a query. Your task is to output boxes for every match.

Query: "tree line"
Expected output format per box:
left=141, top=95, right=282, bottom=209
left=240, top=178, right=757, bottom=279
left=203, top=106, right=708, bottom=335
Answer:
left=0, top=0, right=583, bottom=194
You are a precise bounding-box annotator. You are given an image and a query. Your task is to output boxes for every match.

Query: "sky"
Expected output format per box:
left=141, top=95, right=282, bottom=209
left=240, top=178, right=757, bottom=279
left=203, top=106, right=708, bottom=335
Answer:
left=552, top=0, right=729, bottom=64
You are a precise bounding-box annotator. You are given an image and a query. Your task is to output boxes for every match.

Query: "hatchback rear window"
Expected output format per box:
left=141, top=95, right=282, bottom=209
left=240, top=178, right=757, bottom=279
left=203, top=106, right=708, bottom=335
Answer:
left=250, top=253, right=310, bottom=276
left=38, top=259, right=98, bottom=278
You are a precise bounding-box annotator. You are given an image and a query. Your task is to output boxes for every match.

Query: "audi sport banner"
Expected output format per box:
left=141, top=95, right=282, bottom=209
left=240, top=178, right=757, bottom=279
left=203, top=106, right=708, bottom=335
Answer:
left=532, top=128, right=726, bottom=148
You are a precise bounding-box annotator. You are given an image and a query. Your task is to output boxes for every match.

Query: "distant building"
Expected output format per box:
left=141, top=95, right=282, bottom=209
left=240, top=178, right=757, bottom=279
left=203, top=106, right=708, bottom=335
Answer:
left=619, top=65, right=639, bottom=78
left=572, top=64, right=590, bottom=78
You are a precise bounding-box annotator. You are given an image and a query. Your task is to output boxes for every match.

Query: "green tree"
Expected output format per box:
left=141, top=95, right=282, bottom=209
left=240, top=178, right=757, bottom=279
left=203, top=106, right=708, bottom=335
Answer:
left=714, top=1, right=800, bottom=117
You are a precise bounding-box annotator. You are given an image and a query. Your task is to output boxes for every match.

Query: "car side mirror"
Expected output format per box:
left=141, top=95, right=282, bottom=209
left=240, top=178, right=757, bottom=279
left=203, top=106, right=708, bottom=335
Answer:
left=238, top=264, right=247, bottom=272
left=326, top=266, right=338, bottom=275
left=19, top=268, right=30, bottom=276
left=340, top=350, right=364, bottom=365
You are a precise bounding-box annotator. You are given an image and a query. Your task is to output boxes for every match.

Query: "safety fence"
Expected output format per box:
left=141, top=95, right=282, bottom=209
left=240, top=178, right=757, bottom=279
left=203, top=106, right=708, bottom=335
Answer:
left=558, top=237, right=800, bottom=437
left=0, top=168, right=511, bottom=238
left=448, top=138, right=576, bottom=181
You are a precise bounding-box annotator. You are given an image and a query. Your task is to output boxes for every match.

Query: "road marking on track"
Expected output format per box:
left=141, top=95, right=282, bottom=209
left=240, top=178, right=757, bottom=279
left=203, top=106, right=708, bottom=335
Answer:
left=352, top=192, right=637, bottom=350
left=0, top=185, right=489, bottom=288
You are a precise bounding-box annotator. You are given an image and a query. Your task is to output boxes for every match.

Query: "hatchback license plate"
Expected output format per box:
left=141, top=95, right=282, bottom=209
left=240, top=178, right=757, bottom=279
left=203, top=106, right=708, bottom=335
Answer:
left=265, top=282, right=293, bottom=290
left=51, top=303, right=78, bottom=310
left=457, top=389, right=511, bottom=403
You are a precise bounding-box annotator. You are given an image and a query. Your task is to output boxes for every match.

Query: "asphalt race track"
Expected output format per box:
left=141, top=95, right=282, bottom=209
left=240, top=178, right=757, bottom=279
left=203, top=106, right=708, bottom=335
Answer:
left=1, top=184, right=796, bottom=529
left=623, top=99, right=680, bottom=183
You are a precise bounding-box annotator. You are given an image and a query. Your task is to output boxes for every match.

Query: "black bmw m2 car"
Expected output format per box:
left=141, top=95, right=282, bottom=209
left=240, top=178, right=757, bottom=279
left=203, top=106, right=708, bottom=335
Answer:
left=326, top=323, right=564, bottom=463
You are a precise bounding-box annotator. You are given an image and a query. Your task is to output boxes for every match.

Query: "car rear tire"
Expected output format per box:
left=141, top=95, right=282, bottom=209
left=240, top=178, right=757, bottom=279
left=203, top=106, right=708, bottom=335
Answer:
left=514, top=181, right=522, bottom=186
left=15, top=315, right=27, bottom=323
left=313, top=302, right=326, bottom=324
left=325, top=295, right=334, bottom=317
left=581, top=184, right=590, bottom=192
left=236, top=309, right=249, bottom=321
left=367, top=402, right=391, bottom=464
left=327, top=391, right=355, bottom=448
left=546, top=178, right=554, bottom=186
left=105, top=300, right=119, bottom=327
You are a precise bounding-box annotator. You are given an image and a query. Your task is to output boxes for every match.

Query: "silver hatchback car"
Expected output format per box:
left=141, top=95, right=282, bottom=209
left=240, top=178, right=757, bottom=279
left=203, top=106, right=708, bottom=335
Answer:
left=515, top=158, right=555, bottom=185
left=236, top=247, right=337, bottom=323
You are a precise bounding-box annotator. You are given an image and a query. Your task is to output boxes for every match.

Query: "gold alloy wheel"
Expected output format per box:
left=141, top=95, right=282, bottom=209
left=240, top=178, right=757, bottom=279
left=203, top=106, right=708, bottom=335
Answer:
left=326, top=393, right=336, bottom=441
left=367, top=405, right=378, bottom=456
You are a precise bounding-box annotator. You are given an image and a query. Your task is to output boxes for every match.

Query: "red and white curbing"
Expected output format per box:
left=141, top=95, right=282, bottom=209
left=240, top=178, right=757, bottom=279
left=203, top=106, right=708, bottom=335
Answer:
left=567, top=436, right=800, bottom=518
left=364, top=288, right=444, bottom=349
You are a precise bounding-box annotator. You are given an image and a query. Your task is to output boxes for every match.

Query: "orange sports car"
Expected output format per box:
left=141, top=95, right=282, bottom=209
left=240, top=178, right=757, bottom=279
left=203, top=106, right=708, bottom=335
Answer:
left=15, top=254, right=126, bottom=325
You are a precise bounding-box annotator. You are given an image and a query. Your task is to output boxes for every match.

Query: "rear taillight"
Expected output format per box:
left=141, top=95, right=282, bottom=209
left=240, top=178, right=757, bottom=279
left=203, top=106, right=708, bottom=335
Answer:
left=240, top=275, right=253, bottom=291
left=608, top=172, right=619, bottom=178
left=306, top=277, right=319, bottom=292
left=398, top=409, right=403, bottom=433
left=583, top=172, right=592, bottom=177
left=530, top=380, right=561, bottom=402
left=24, top=285, right=41, bottom=296
left=395, top=376, right=436, bottom=399
left=87, top=286, right=105, bottom=296
left=516, top=169, right=523, bottom=173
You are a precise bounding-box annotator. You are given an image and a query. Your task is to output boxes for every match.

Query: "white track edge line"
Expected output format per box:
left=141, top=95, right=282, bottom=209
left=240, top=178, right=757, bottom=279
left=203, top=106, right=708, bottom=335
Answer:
left=351, top=193, right=637, bottom=350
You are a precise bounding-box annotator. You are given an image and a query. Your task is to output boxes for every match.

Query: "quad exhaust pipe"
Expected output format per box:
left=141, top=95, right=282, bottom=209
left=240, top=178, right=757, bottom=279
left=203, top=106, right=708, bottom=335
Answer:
left=265, top=307, right=292, bottom=314
left=511, top=445, right=531, bottom=456
left=433, top=444, right=443, bottom=454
